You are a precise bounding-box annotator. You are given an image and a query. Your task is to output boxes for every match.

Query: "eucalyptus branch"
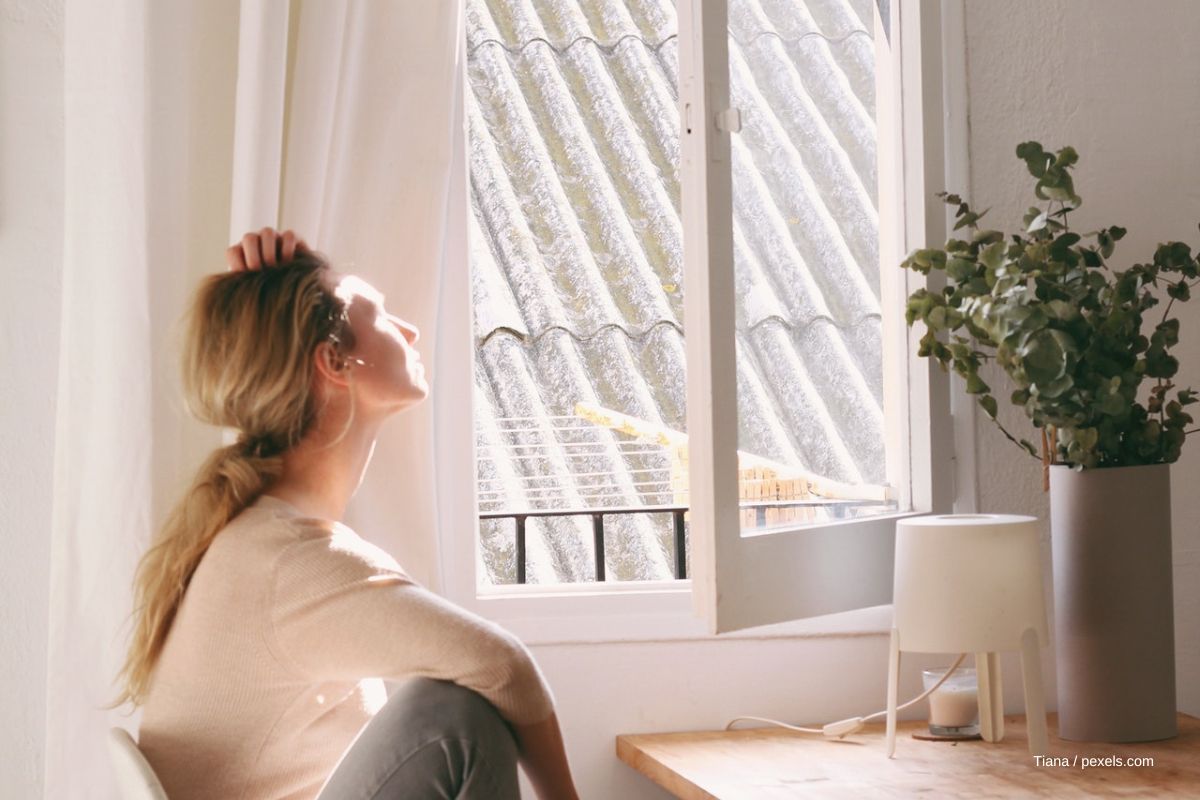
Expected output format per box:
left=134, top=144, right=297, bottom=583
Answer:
left=904, top=141, right=1197, bottom=469
left=1159, top=377, right=1166, bottom=426
left=988, top=413, right=1043, bottom=462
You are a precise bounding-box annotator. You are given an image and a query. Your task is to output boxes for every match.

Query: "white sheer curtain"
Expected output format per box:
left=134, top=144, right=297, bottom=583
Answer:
left=48, top=4, right=157, bottom=797
left=46, top=1, right=467, bottom=795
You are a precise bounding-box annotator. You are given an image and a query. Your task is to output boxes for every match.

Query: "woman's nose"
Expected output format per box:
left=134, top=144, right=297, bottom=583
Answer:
left=395, top=318, right=419, bottom=344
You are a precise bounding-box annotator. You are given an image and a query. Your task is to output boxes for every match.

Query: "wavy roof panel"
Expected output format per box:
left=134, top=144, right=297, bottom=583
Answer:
left=468, top=0, right=887, bottom=584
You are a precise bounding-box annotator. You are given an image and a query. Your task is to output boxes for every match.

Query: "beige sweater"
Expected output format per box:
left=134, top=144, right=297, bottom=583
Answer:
left=138, top=495, right=555, bottom=800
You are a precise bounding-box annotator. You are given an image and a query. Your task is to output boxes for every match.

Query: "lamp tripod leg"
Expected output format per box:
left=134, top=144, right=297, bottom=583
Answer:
left=977, top=651, right=1004, bottom=742
left=886, top=628, right=900, bottom=758
left=1020, top=628, right=1048, bottom=757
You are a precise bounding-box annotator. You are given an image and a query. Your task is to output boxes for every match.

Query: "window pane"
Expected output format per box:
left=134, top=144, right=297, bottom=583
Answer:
left=468, top=0, right=685, bottom=586
left=468, top=0, right=899, bottom=587
left=727, top=0, right=898, bottom=532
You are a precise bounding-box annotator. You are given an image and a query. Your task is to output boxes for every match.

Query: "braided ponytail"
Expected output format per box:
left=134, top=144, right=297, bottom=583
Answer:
left=109, top=254, right=350, bottom=709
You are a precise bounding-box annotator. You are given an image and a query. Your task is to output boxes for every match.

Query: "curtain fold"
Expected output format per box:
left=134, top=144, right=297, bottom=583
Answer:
left=47, top=0, right=466, bottom=794
left=229, top=0, right=292, bottom=233
left=48, top=3, right=154, bottom=796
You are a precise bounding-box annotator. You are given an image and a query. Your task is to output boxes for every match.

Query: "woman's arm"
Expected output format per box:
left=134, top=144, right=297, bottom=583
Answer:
left=512, top=710, right=581, bottom=800
left=271, top=530, right=580, bottom=792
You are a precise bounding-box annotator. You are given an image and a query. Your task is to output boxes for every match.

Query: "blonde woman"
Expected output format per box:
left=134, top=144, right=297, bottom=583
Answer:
left=111, top=229, right=579, bottom=800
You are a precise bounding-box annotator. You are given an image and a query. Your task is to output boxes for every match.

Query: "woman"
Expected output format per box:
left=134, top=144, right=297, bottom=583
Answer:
left=110, top=229, right=579, bottom=800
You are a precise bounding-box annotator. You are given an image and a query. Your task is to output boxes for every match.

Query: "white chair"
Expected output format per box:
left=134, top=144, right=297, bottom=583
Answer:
left=108, top=727, right=169, bottom=800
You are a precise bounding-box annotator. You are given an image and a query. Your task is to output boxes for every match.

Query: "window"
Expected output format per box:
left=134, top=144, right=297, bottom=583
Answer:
left=468, top=0, right=687, bottom=586
left=461, top=0, right=953, bottom=633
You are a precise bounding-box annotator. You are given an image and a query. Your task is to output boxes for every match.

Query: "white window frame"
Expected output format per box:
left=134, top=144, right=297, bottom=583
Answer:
left=437, top=0, right=970, bottom=645
left=686, top=0, right=956, bottom=635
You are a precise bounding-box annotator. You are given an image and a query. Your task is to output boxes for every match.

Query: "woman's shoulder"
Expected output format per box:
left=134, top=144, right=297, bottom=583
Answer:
left=248, top=494, right=333, bottom=531
left=249, top=497, right=410, bottom=585
left=283, top=522, right=406, bottom=576
left=216, top=495, right=332, bottom=546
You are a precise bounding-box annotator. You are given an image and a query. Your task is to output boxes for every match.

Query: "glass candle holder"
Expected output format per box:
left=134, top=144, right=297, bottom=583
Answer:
left=923, top=667, right=980, bottom=737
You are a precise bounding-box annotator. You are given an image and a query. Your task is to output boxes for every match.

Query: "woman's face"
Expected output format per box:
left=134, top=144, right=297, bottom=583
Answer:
left=333, top=274, right=429, bottom=412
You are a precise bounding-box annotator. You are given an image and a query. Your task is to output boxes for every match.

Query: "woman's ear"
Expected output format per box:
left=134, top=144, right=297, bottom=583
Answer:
left=313, top=341, right=352, bottom=389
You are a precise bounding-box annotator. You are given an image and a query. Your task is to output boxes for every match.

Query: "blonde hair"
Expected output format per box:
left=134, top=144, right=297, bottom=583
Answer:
left=109, top=252, right=353, bottom=709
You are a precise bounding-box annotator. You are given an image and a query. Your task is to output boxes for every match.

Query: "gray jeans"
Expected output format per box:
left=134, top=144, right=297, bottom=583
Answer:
left=316, top=678, right=521, bottom=800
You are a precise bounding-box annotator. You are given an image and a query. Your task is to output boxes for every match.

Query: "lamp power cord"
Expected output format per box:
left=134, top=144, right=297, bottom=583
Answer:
left=724, top=652, right=969, bottom=739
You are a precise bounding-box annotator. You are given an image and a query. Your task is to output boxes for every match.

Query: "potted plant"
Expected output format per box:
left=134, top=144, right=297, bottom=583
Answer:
left=901, top=142, right=1197, bottom=742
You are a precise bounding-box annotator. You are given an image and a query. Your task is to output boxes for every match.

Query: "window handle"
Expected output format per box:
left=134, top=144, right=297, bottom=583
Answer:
left=715, top=107, right=742, bottom=134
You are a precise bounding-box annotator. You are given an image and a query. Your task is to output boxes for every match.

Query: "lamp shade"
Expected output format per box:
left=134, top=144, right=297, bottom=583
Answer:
left=894, top=514, right=1048, bottom=653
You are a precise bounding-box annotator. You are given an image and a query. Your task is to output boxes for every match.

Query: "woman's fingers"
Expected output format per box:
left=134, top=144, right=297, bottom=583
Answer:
left=241, top=232, right=264, bottom=270
left=226, top=243, right=248, bottom=271
left=260, top=227, right=279, bottom=266
left=227, top=228, right=309, bottom=271
left=280, top=230, right=297, bottom=262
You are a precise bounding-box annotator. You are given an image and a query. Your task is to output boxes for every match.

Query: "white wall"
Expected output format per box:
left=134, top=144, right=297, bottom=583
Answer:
left=525, top=622, right=1018, bottom=798
left=963, top=0, right=1200, bottom=718
left=0, top=1, right=63, bottom=797
left=3, top=2, right=1197, bottom=799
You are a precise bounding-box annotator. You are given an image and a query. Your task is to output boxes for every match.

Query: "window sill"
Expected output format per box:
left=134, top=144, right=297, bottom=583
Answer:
left=474, top=581, right=894, bottom=646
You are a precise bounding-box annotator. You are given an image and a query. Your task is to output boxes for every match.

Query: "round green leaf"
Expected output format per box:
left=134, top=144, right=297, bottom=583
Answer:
left=1021, top=328, right=1076, bottom=386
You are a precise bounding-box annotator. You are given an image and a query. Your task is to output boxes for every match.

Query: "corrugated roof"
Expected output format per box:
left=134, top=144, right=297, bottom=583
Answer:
left=468, top=0, right=888, bottom=584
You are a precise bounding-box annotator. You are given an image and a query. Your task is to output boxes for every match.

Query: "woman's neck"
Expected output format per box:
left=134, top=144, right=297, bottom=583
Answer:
left=266, top=409, right=386, bottom=522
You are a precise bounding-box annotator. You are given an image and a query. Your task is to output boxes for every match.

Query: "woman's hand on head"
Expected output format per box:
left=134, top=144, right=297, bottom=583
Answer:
left=226, top=228, right=309, bottom=272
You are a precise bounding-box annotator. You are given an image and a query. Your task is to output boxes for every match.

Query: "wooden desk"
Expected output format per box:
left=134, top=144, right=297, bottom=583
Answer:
left=617, top=713, right=1200, bottom=799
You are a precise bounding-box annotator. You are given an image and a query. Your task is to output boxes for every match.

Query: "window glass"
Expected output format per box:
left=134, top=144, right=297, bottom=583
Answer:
left=468, top=0, right=895, bottom=586
left=727, top=0, right=896, bottom=533
left=469, top=0, right=684, bottom=585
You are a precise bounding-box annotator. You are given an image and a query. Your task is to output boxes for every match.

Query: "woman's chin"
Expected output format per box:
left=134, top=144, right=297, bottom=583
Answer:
left=388, top=385, right=430, bottom=413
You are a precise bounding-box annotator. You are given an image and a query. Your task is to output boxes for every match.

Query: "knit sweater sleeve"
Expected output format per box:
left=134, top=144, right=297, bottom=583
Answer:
left=269, top=523, right=555, bottom=726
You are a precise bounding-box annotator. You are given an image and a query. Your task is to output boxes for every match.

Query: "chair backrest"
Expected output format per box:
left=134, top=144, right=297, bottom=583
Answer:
left=107, top=728, right=169, bottom=800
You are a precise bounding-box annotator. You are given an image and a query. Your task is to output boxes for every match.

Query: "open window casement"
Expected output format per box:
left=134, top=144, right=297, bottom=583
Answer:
left=680, top=0, right=955, bottom=634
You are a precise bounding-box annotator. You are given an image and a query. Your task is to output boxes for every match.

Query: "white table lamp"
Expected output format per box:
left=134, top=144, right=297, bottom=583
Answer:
left=886, top=514, right=1050, bottom=758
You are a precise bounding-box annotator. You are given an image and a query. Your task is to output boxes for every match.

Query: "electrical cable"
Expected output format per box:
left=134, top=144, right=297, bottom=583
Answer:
left=724, top=653, right=969, bottom=739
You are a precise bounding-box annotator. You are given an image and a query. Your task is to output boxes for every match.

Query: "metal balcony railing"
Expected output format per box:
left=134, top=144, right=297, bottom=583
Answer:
left=479, top=498, right=889, bottom=584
